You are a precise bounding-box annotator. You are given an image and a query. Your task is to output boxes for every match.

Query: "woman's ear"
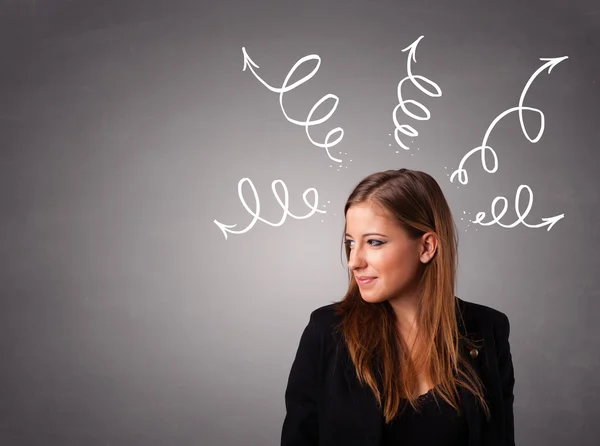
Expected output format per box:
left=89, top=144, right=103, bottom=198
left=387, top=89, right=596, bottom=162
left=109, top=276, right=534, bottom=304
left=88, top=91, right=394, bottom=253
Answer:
left=419, top=232, right=438, bottom=264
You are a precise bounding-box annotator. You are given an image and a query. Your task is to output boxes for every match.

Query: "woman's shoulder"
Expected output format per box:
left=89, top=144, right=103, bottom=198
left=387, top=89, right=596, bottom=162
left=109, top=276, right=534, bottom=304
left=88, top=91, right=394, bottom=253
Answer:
left=307, top=302, right=342, bottom=328
left=456, top=296, right=511, bottom=332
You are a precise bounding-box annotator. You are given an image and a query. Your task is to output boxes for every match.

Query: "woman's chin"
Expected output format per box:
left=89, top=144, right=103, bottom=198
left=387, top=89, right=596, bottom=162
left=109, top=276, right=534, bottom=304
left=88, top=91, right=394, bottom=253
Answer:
left=360, top=293, right=388, bottom=304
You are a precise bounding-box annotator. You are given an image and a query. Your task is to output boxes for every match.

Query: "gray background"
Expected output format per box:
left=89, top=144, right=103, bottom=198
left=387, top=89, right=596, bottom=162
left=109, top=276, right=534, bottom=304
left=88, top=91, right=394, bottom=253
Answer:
left=1, top=0, right=599, bottom=445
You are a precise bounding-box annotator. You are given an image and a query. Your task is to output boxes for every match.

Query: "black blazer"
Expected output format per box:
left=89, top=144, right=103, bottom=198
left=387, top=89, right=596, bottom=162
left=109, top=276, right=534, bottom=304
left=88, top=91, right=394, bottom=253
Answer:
left=281, top=297, right=515, bottom=446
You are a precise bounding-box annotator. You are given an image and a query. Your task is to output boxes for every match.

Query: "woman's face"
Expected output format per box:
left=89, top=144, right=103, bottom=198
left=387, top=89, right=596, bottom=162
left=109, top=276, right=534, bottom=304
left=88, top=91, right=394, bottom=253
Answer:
left=345, top=203, right=429, bottom=305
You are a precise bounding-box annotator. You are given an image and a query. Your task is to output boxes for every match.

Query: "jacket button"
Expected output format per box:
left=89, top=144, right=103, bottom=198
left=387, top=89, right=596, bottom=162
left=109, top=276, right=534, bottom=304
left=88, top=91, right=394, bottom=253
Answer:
left=469, top=348, right=479, bottom=358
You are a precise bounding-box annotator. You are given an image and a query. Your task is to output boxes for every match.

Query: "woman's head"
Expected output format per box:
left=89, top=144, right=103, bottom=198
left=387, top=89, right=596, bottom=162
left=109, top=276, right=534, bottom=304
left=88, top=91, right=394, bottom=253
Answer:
left=342, top=168, right=458, bottom=311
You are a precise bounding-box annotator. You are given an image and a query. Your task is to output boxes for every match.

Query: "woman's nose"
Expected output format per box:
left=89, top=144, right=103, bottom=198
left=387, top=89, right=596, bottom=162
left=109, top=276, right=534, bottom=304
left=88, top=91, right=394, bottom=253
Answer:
left=348, top=248, right=366, bottom=270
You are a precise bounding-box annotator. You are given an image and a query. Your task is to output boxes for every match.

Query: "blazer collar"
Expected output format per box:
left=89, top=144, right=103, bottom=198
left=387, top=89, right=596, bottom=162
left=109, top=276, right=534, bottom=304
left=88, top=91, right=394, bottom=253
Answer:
left=341, top=297, right=486, bottom=446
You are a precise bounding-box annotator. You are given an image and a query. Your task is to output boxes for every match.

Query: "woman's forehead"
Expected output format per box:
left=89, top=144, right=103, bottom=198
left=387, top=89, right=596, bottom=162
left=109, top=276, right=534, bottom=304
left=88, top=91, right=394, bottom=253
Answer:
left=346, top=205, right=403, bottom=234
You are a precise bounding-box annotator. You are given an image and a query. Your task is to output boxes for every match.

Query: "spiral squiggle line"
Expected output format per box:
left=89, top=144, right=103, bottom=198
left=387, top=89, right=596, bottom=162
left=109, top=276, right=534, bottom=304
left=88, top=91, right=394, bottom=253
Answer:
left=392, top=36, right=442, bottom=150
left=450, top=56, right=568, bottom=185
left=471, top=184, right=564, bottom=231
left=214, top=178, right=325, bottom=240
left=242, top=47, right=344, bottom=163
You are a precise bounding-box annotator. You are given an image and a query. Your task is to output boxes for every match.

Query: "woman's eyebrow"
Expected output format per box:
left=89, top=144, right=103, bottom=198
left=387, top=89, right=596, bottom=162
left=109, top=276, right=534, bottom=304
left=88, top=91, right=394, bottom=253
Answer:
left=344, top=232, right=388, bottom=238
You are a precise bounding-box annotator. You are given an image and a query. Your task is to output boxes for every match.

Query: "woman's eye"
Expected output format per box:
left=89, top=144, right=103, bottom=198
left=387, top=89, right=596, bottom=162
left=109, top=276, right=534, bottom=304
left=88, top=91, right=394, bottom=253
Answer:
left=344, top=239, right=383, bottom=247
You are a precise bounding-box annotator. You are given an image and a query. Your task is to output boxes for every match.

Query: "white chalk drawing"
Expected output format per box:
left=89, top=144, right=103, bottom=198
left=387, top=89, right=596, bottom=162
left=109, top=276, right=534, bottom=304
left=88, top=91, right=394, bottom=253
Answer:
left=471, top=185, right=564, bottom=231
left=393, top=36, right=442, bottom=150
left=450, top=56, right=568, bottom=184
left=214, top=178, right=326, bottom=240
left=242, top=47, right=344, bottom=163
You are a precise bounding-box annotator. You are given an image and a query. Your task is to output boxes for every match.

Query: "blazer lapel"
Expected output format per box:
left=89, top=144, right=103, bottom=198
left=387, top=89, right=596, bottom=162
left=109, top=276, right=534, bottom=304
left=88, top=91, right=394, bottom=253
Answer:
left=342, top=348, right=383, bottom=446
left=458, top=371, right=484, bottom=446
left=457, top=298, right=486, bottom=446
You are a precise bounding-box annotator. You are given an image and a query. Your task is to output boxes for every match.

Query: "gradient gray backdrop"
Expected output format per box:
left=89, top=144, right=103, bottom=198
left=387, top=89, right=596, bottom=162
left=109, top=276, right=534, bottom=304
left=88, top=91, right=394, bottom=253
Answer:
left=1, top=0, right=599, bottom=445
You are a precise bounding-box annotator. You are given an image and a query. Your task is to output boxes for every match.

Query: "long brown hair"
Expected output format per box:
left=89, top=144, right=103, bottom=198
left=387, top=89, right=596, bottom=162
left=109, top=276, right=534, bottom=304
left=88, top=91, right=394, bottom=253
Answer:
left=334, top=168, right=490, bottom=423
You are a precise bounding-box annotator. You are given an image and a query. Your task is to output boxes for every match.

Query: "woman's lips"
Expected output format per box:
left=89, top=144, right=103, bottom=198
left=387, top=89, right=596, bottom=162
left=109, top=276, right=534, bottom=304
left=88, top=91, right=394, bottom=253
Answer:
left=357, top=277, right=377, bottom=285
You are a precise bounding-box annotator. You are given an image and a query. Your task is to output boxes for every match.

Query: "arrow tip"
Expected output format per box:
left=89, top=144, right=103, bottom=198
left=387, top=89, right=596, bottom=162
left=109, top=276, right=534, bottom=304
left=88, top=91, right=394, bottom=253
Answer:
left=401, top=35, right=425, bottom=62
left=241, top=46, right=260, bottom=71
left=542, top=214, right=565, bottom=231
left=213, top=220, right=237, bottom=239
left=539, top=56, right=569, bottom=73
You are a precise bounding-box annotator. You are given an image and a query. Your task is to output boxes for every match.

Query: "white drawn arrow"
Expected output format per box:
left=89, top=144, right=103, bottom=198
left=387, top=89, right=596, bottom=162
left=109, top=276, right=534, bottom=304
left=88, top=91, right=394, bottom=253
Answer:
left=450, top=56, right=568, bottom=185
left=471, top=184, right=564, bottom=231
left=214, top=177, right=325, bottom=240
left=242, top=47, right=344, bottom=162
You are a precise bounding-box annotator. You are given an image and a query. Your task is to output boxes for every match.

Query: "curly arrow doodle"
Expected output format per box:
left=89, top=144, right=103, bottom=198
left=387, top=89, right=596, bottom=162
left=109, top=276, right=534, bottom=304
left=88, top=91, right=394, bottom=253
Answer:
left=471, top=184, right=564, bottom=231
left=450, top=56, right=568, bottom=185
left=213, top=178, right=326, bottom=240
left=242, top=47, right=344, bottom=163
left=392, top=35, right=442, bottom=150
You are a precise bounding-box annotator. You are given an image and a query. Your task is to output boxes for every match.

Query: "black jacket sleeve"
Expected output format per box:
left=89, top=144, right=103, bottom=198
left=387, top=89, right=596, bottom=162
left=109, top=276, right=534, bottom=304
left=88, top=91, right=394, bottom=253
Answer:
left=496, top=312, right=516, bottom=445
left=281, top=311, right=322, bottom=446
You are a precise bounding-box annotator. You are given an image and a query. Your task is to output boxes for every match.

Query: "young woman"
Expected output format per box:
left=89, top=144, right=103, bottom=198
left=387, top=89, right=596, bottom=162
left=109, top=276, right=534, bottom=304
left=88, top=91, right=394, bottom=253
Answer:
left=281, top=168, right=515, bottom=446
